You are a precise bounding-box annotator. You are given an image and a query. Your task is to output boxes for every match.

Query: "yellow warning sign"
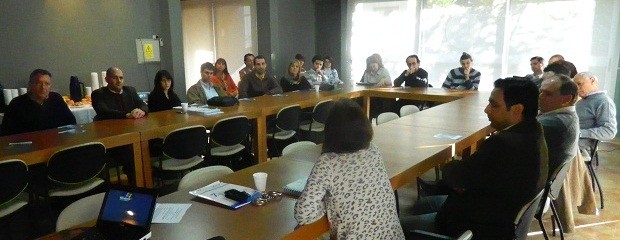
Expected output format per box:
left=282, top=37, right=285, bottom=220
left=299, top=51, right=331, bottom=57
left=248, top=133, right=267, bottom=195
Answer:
left=144, top=43, right=154, bottom=59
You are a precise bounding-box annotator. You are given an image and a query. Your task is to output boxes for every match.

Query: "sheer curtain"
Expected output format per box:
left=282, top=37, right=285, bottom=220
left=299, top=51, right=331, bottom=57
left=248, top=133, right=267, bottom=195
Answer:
left=181, top=0, right=257, bottom=91
left=347, top=0, right=620, bottom=94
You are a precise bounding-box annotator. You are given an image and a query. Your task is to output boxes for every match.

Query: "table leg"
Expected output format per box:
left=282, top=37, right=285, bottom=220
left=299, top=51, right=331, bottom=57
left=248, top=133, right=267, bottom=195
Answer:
left=132, top=141, right=144, bottom=187
left=140, top=140, right=153, bottom=188
left=363, top=96, right=370, bottom=118
left=255, top=116, right=268, bottom=163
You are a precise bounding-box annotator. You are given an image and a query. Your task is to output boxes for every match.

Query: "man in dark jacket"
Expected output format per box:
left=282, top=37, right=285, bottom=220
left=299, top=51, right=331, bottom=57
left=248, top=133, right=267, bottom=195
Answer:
left=401, top=78, right=548, bottom=239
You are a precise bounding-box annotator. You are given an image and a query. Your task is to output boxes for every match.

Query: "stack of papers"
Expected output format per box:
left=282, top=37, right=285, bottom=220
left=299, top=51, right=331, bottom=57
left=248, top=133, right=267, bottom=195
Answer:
left=174, top=106, right=223, bottom=115
left=189, top=181, right=260, bottom=210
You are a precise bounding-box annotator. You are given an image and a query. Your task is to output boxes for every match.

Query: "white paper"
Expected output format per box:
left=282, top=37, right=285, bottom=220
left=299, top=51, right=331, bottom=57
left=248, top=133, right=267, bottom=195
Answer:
left=152, top=203, right=192, bottom=223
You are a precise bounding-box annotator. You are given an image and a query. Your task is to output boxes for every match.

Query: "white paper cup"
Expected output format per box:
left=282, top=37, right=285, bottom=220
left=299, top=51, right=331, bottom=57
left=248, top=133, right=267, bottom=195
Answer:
left=85, top=87, right=92, bottom=97
left=19, top=88, right=27, bottom=95
left=10, top=89, right=18, bottom=100
left=253, top=172, right=268, bottom=192
left=314, top=85, right=320, bottom=92
left=3, top=89, right=11, bottom=104
left=181, top=102, right=188, bottom=113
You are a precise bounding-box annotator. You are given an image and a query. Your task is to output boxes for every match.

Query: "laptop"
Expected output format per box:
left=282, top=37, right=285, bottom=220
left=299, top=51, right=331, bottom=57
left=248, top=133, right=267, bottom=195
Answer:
left=73, top=186, right=158, bottom=240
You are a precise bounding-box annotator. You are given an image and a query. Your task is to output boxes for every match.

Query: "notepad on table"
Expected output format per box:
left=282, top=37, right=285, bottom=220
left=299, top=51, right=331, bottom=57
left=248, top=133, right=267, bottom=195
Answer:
left=282, top=178, right=308, bottom=198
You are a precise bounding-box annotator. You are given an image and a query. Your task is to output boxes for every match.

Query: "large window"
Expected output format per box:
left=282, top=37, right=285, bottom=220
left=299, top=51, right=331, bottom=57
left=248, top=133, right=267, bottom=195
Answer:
left=348, top=0, right=620, bottom=93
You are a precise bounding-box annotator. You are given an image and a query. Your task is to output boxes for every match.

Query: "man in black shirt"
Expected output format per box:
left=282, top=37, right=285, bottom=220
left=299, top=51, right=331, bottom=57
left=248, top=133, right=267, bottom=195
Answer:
left=1, top=69, right=76, bottom=136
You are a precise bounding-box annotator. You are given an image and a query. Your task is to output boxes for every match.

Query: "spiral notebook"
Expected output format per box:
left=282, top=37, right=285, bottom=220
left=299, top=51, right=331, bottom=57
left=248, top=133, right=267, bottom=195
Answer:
left=282, top=178, right=308, bottom=198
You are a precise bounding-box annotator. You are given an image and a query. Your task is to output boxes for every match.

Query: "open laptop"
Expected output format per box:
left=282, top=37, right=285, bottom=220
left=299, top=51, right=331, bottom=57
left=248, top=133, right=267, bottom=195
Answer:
left=73, top=186, right=158, bottom=240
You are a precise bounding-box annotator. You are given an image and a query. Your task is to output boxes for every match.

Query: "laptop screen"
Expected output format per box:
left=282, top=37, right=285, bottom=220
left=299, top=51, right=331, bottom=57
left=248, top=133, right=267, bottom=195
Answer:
left=100, top=189, right=156, bottom=227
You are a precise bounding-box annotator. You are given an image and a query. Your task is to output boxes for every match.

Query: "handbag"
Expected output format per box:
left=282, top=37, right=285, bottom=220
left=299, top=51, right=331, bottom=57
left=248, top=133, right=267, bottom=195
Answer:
left=207, top=96, right=239, bottom=107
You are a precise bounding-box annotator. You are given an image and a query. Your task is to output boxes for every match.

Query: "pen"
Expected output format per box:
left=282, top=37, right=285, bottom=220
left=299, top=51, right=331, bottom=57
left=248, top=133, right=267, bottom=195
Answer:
left=9, top=141, right=33, bottom=146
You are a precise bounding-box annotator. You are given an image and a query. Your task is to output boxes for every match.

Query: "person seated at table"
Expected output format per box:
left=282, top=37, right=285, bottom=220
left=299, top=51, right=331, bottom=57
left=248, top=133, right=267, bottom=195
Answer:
left=238, top=53, right=254, bottom=80
left=187, top=62, right=226, bottom=104
left=394, top=54, right=429, bottom=88
left=322, top=55, right=342, bottom=86
left=147, top=70, right=181, bottom=113
left=301, top=55, right=327, bottom=86
left=212, top=58, right=239, bottom=97
left=92, top=67, right=148, bottom=120
left=280, top=60, right=311, bottom=92
left=400, top=78, right=547, bottom=239
left=238, top=55, right=283, bottom=98
left=1, top=69, right=76, bottom=136
left=295, top=98, right=405, bottom=239
left=92, top=67, right=148, bottom=185
left=548, top=54, right=564, bottom=64
left=573, top=72, right=617, bottom=154
left=360, top=53, right=392, bottom=87
left=442, top=52, right=481, bottom=90
left=295, top=53, right=307, bottom=73
left=538, top=73, right=579, bottom=178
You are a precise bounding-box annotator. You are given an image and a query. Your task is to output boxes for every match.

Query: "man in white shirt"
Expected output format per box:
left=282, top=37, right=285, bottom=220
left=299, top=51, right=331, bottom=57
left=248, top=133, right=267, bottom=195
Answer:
left=187, top=62, right=226, bottom=104
left=302, top=55, right=327, bottom=86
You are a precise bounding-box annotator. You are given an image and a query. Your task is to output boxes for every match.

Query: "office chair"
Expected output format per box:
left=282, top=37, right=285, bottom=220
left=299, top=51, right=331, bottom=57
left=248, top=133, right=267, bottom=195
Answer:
left=152, top=125, right=207, bottom=187
left=267, top=104, right=301, bottom=158
left=535, top=159, right=572, bottom=240
left=514, top=190, right=545, bottom=240
left=56, top=192, right=105, bottom=231
left=177, top=166, right=233, bottom=191
left=582, top=138, right=603, bottom=209
left=0, top=159, right=30, bottom=239
left=409, top=230, right=473, bottom=240
left=209, top=116, right=254, bottom=171
left=299, top=99, right=334, bottom=143
left=400, top=105, right=420, bottom=117
left=376, top=112, right=400, bottom=125
left=41, top=142, right=108, bottom=215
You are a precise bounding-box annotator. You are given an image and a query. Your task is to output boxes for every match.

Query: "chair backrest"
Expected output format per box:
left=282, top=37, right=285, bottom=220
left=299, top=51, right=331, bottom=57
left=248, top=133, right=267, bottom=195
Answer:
left=548, top=157, right=573, bottom=199
left=276, top=104, right=301, bottom=132
left=377, top=112, right=399, bottom=125
left=456, top=230, right=473, bottom=240
left=211, top=116, right=250, bottom=146
left=47, top=142, right=106, bottom=184
left=0, top=159, right=28, bottom=204
left=514, top=190, right=544, bottom=240
left=56, top=192, right=105, bottom=231
left=177, top=166, right=234, bottom=191
left=281, top=141, right=318, bottom=156
left=163, top=125, right=208, bottom=159
left=400, top=104, right=420, bottom=117
left=312, top=100, right=334, bottom=124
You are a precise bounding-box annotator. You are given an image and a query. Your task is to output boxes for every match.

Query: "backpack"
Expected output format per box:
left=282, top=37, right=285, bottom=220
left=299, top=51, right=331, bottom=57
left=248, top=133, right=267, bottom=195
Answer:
left=207, top=96, right=239, bottom=107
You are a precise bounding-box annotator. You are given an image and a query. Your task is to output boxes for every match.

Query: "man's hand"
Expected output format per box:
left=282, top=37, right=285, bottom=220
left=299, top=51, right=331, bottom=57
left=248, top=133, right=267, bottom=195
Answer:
left=463, top=68, right=471, bottom=80
left=128, top=108, right=146, bottom=119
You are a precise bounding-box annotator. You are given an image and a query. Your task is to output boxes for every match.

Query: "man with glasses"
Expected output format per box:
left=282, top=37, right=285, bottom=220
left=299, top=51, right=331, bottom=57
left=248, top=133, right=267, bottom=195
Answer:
left=393, top=55, right=429, bottom=88
left=187, top=62, right=226, bottom=104
left=1, top=69, right=76, bottom=135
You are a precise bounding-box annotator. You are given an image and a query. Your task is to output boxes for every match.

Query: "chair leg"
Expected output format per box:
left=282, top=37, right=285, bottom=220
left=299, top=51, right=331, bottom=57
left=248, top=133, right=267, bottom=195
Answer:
left=587, top=162, right=604, bottom=209
left=394, top=190, right=400, bottom=217
left=550, top=200, right=565, bottom=240
left=537, top=216, right=549, bottom=240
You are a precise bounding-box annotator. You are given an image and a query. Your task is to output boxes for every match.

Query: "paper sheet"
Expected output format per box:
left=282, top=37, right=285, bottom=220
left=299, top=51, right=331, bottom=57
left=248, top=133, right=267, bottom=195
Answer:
left=152, top=203, right=192, bottom=223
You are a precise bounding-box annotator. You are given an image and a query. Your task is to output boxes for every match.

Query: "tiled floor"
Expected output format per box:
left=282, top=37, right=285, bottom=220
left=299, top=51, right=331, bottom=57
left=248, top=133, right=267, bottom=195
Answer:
left=397, top=140, right=620, bottom=239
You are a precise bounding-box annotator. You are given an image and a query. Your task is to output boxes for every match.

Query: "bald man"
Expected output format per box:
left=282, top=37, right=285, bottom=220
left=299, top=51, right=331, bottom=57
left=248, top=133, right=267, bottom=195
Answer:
left=91, top=67, right=148, bottom=120
left=573, top=72, right=617, bottom=153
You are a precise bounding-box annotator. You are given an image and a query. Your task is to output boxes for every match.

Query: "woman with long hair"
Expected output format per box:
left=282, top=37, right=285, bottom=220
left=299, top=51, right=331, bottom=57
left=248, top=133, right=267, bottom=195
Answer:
left=280, top=60, right=311, bottom=92
left=148, top=70, right=181, bottom=112
left=212, top=58, right=239, bottom=97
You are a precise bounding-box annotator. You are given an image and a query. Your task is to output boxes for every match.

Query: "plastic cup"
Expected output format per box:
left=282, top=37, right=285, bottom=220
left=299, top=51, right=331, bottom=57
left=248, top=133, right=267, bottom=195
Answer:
left=19, top=88, right=27, bottom=95
left=253, top=172, right=268, bottom=192
left=314, top=85, right=320, bottom=92
left=181, top=102, right=189, bottom=113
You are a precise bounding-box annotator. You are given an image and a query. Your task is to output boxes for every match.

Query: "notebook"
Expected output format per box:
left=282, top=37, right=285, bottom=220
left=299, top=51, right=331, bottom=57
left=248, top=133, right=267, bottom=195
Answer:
left=282, top=178, right=308, bottom=198
left=73, top=186, right=158, bottom=240
left=189, top=181, right=261, bottom=210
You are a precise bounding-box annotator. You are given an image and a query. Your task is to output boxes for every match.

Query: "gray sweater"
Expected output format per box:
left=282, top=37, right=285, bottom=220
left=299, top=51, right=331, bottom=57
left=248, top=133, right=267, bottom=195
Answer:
left=538, top=106, right=579, bottom=177
left=576, top=91, right=617, bottom=149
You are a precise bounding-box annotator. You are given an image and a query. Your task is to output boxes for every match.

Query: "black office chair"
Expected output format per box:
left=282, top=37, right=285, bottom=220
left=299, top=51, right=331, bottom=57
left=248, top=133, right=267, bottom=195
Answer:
left=41, top=142, right=108, bottom=216
left=299, top=99, right=334, bottom=143
left=267, top=104, right=301, bottom=158
left=209, top=116, right=254, bottom=171
left=0, top=159, right=30, bottom=239
left=152, top=125, right=207, bottom=187
left=535, top=159, right=572, bottom=240
left=582, top=138, right=604, bottom=209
